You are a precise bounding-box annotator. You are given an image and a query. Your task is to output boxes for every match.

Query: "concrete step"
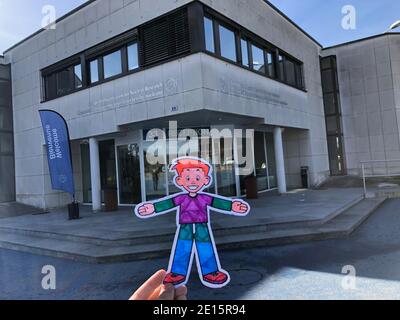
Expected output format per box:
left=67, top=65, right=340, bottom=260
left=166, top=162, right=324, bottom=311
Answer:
left=373, top=190, right=400, bottom=199
left=0, top=195, right=364, bottom=247
left=0, top=197, right=385, bottom=263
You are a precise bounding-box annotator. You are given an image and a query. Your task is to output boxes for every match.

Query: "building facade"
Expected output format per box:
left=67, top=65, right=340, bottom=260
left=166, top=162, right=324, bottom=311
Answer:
left=3, top=0, right=331, bottom=209
left=321, top=34, right=400, bottom=176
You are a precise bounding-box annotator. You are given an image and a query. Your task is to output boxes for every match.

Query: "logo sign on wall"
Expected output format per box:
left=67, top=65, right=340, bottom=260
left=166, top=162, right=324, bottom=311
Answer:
left=39, top=110, right=75, bottom=197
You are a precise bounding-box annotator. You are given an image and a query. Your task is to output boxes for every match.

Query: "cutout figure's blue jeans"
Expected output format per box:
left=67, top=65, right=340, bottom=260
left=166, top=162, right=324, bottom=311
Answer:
left=171, top=223, right=218, bottom=276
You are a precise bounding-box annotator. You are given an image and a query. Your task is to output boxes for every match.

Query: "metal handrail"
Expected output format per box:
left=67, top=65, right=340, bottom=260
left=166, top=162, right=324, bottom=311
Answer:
left=360, top=159, right=400, bottom=197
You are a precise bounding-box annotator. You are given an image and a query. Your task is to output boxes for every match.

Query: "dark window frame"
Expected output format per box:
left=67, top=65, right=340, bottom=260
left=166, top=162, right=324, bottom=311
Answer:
left=42, top=55, right=83, bottom=101
left=41, top=2, right=306, bottom=102
left=202, top=5, right=306, bottom=92
left=320, top=55, right=346, bottom=176
left=216, top=21, right=238, bottom=63
left=102, top=48, right=124, bottom=80
left=250, top=42, right=266, bottom=74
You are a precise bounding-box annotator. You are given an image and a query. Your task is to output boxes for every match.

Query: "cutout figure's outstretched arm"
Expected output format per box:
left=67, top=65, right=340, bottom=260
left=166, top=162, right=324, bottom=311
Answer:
left=210, top=196, right=250, bottom=216
left=135, top=197, right=178, bottom=219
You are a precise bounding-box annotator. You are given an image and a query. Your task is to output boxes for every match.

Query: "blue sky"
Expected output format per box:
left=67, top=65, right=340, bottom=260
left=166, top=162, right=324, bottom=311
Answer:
left=0, top=0, right=86, bottom=53
left=0, top=0, right=399, bottom=53
left=268, top=0, right=400, bottom=47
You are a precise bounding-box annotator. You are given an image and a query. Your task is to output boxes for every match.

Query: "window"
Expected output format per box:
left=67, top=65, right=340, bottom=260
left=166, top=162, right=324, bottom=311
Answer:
left=90, top=60, right=99, bottom=84
left=56, top=68, right=73, bottom=96
left=43, top=62, right=83, bottom=99
left=118, top=144, right=142, bottom=204
left=323, top=93, right=337, bottom=115
left=285, top=58, right=296, bottom=86
left=201, top=13, right=305, bottom=90
left=277, top=54, right=285, bottom=81
left=128, top=43, right=139, bottom=70
left=266, top=50, right=275, bottom=78
left=204, top=17, right=215, bottom=53
left=241, top=39, right=249, bottom=67
left=321, top=56, right=346, bottom=175
left=0, top=132, right=13, bottom=154
left=295, top=64, right=304, bottom=89
left=103, top=50, right=122, bottom=79
left=219, top=25, right=237, bottom=62
left=74, top=64, right=83, bottom=88
left=251, top=44, right=265, bottom=73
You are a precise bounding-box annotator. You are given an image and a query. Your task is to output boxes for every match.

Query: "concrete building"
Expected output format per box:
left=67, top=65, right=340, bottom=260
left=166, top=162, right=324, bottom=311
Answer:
left=321, top=34, right=400, bottom=176
left=5, top=0, right=399, bottom=211
left=3, top=0, right=330, bottom=210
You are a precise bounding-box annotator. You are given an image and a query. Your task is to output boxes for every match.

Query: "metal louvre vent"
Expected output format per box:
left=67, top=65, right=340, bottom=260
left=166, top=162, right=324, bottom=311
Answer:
left=141, top=9, right=190, bottom=66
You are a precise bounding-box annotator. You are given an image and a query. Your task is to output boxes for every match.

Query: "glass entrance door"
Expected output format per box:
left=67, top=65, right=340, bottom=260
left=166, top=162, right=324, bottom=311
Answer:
left=117, top=144, right=142, bottom=205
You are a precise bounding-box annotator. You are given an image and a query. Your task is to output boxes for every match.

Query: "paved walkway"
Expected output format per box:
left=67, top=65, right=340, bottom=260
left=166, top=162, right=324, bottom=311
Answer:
left=0, top=188, right=364, bottom=241
left=0, top=198, right=399, bottom=300
left=0, top=202, right=46, bottom=219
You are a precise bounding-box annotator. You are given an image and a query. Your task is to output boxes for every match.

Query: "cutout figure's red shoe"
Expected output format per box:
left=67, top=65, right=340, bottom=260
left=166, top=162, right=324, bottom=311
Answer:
left=164, top=273, right=186, bottom=286
left=203, top=271, right=229, bottom=285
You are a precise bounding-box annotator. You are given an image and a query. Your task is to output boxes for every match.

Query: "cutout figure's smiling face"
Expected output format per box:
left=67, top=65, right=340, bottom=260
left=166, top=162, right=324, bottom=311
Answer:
left=175, top=168, right=211, bottom=193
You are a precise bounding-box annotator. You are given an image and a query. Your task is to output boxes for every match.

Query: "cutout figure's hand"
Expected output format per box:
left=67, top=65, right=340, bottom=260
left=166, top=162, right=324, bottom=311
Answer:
left=130, top=270, right=188, bottom=300
left=232, top=201, right=249, bottom=214
left=138, top=203, right=155, bottom=216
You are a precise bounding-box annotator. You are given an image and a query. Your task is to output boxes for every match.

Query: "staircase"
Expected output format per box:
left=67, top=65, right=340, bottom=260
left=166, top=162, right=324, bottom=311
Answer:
left=0, top=197, right=385, bottom=264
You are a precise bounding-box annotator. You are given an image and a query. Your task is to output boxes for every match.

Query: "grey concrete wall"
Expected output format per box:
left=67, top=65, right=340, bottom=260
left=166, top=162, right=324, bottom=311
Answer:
left=322, top=34, right=400, bottom=176
left=0, top=60, right=15, bottom=202
left=4, top=0, right=329, bottom=208
left=200, top=0, right=330, bottom=188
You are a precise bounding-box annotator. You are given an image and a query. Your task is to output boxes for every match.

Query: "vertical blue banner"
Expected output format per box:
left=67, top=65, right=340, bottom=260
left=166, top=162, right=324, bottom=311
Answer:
left=39, top=110, right=75, bottom=196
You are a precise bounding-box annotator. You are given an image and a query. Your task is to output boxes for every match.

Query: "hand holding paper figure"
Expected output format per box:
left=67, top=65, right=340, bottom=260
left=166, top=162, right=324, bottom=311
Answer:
left=134, top=157, right=251, bottom=289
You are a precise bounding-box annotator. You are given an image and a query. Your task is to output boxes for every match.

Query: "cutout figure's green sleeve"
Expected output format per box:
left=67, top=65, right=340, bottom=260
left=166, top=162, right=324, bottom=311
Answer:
left=154, top=198, right=176, bottom=213
left=211, top=197, right=233, bottom=212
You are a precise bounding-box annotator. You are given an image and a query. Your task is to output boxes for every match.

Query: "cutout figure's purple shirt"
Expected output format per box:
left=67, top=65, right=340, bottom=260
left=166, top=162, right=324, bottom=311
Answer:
left=153, top=193, right=233, bottom=224
left=173, top=194, right=213, bottom=224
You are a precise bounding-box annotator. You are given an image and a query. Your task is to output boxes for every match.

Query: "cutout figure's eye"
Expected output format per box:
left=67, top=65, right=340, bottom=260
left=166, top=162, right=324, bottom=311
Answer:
left=196, top=176, right=201, bottom=181
left=186, top=176, right=190, bottom=181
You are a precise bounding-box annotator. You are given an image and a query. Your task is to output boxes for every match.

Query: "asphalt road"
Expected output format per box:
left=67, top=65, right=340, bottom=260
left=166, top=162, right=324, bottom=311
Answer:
left=1, top=199, right=400, bottom=300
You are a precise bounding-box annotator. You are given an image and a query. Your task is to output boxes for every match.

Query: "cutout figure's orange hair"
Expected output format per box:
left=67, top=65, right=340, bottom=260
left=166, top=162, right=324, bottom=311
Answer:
left=171, top=158, right=211, bottom=176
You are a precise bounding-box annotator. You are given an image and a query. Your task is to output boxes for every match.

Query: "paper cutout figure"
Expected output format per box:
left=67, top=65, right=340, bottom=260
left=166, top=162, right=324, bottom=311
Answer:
left=134, top=157, right=250, bottom=289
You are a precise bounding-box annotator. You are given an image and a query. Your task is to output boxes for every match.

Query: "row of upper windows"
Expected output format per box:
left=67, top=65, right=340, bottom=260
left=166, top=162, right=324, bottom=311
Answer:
left=204, top=16, right=304, bottom=90
left=43, top=41, right=139, bottom=100
left=41, top=5, right=305, bottom=102
left=89, top=43, right=138, bottom=84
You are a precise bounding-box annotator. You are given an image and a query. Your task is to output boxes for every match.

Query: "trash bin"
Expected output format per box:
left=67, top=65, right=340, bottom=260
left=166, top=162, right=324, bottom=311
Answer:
left=245, top=175, right=258, bottom=199
left=68, top=202, right=80, bottom=220
left=301, top=166, right=309, bottom=189
left=104, top=187, right=118, bottom=212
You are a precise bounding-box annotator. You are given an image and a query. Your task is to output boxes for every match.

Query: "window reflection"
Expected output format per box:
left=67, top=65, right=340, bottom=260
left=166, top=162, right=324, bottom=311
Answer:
left=278, top=54, right=285, bottom=81
left=251, top=44, right=265, bottom=73
left=104, top=50, right=122, bottom=79
left=214, top=137, right=236, bottom=197
left=143, top=139, right=167, bottom=201
left=128, top=43, right=139, bottom=70
left=219, top=25, right=237, bottom=62
left=254, top=132, right=268, bottom=191
left=74, top=64, right=83, bottom=88
left=90, top=60, right=99, bottom=83
left=266, top=51, right=275, bottom=78
left=241, top=39, right=249, bottom=67
left=204, top=17, right=215, bottom=53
